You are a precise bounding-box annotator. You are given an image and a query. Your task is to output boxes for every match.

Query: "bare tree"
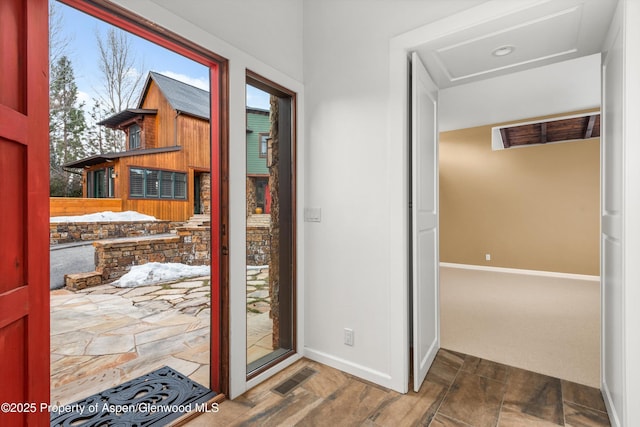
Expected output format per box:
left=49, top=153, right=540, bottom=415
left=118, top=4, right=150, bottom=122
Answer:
left=92, top=27, right=145, bottom=152
left=49, top=1, right=72, bottom=69
left=95, top=27, right=144, bottom=113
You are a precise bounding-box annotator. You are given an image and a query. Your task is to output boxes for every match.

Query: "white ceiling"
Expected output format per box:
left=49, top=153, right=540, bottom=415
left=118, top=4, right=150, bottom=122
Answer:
left=414, top=0, right=618, bottom=88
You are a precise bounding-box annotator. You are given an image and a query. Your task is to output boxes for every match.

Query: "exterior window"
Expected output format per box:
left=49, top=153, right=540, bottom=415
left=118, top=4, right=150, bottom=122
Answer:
left=160, top=173, right=173, bottom=198
left=94, top=169, right=106, bottom=197
left=259, top=133, right=269, bottom=158
left=174, top=173, right=187, bottom=199
left=129, top=167, right=186, bottom=200
left=130, top=168, right=144, bottom=197
left=88, top=168, right=115, bottom=198
left=145, top=170, right=159, bottom=197
left=107, top=167, right=115, bottom=197
left=129, top=124, right=141, bottom=150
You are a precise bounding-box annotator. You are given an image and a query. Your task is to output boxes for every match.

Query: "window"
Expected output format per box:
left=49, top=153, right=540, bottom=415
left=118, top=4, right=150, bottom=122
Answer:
left=130, top=168, right=144, bottom=197
left=259, top=133, right=269, bottom=158
left=129, top=167, right=186, bottom=200
left=145, top=169, right=159, bottom=197
left=88, top=168, right=115, bottom=198
left=160, top=172, right=173, bottom=198
left=129, top=124, right=141, bottom=150
left=94, top=169, right=106, bottom=197
left=246, top=77, right=296, bottom=377
left=175, top=173, right=187, bottom=199
left=107, top=167, right=115, bottom=197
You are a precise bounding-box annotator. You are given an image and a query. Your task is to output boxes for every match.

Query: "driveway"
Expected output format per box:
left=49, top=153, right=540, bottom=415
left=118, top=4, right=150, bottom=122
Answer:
left=50, top=243, right=95, bottom=290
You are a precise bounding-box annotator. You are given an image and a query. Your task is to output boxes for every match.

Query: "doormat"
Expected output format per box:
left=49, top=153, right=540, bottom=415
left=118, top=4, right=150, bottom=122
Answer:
left=50, top=366, right=217, bottom=427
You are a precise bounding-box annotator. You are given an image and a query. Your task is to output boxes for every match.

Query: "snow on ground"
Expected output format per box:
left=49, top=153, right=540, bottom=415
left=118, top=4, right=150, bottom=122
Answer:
left=112, top=262, right=210, bottom=288
left=50, top=211, right=157, bottom=223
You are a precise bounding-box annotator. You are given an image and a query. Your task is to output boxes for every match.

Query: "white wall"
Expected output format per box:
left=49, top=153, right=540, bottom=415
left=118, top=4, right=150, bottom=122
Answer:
left=302, top=0, right=487, bottom=391
left=440, top=54, right=601, bottom=132
left=303, top=0, right=604, bottom=395
left=142, top=0, right=304, bottom=82
left=112, top=0, right=305, bottom=399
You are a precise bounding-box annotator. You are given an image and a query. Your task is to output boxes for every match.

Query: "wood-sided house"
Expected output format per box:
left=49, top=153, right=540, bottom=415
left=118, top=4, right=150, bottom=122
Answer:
left=246, top=107, right=271, bottom=216
left=65, top=71, right=211, bottom=221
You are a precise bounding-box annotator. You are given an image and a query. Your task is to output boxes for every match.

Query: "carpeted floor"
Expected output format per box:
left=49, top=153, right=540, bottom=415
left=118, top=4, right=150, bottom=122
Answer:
left=440, top=265, right=601, bottom=387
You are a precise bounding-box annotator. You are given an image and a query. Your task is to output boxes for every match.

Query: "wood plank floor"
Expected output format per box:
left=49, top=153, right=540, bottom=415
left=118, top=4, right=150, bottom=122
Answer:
left=184, top=349, right=611, bottom=426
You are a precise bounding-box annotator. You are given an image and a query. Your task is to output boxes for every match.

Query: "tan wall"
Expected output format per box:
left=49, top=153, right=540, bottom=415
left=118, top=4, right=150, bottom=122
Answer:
left=439, top=114, right=600, bottom=276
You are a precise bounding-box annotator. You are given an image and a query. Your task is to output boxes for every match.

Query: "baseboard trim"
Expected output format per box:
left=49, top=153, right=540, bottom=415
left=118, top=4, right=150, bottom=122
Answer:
left=440, top=262, right=600, bottom=282
left=304, top=347, right=393, bottom=389
left=601, top=380, right=621, bottom=427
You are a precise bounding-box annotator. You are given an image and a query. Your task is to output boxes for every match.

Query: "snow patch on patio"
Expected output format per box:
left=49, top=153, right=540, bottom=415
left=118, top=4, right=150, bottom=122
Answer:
left=50, top=211, right=158, bottom=223
left=112, top=262, right=210, bottom=288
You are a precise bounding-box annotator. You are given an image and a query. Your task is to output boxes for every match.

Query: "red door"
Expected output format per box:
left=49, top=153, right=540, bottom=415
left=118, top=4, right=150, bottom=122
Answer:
left=0, top=0, right=50, bottom=425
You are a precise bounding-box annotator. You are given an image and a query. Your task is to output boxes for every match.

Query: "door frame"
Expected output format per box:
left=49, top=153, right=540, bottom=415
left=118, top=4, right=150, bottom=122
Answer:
left=388, top=0, right=610, bottom=394
left=58, top=0, right=230, bottom=394
left=244, top=70, right=298, bottom=379
left=0, top=1, right=49, bottom=424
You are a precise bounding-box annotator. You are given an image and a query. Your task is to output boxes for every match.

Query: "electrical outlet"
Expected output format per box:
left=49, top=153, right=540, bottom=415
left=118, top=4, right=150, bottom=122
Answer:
left=485, top=253, right=491, bottom=261
left=344, top=328, right=354, bottom=346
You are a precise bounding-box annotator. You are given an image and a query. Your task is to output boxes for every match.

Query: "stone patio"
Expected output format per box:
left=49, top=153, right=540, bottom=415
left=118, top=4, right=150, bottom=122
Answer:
left=50, top=268, right=273, bottom=405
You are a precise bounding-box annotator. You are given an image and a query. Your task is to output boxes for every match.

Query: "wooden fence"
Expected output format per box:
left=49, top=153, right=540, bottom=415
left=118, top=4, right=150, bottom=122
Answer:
left=50, top=197, right=123, bottom=217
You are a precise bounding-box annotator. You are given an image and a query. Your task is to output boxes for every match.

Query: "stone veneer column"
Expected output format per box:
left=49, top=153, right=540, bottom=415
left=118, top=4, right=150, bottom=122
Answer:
left=200, top=173, right=211, bottom=215
left=246, top=177, right=257, bottom=217
left=269, top=95, right=280, bottom=349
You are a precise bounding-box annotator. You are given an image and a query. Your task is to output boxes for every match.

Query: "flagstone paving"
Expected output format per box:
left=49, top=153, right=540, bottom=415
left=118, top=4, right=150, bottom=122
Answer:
left=50, top=267, right=274, bottom=405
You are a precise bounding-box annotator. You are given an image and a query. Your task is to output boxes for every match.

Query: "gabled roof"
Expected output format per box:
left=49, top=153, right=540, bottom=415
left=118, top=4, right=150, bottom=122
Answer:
left=142, top=71, right=210, bottom=120
left=97, top=72, right=210, bottom=129
left=63, top=146, right=182, bottom=169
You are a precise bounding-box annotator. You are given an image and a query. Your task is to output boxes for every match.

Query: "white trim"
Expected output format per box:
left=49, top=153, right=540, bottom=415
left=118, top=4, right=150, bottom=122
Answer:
left=304, top=347, right=393, bottom=388
left=624, top=2, right=640, bottom=426
left=440, top=262, right=600, bottom=282
left=602, top=380, right=622, bottom=427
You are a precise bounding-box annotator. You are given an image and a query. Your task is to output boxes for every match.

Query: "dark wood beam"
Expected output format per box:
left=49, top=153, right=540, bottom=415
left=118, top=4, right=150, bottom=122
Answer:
left=500, top=128, right=510, bottom=148
left=540, top=122, right=547, bottom=144
left=584, top=114, right=596, bottom=139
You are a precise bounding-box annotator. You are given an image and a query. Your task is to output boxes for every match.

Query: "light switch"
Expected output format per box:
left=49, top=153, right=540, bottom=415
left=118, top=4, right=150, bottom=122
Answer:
left=304, top=207, right=321, bottom=222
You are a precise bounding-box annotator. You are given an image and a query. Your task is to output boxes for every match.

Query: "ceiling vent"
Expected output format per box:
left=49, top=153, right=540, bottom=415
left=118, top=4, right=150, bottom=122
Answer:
left=491, top=112, right=600, bottom=151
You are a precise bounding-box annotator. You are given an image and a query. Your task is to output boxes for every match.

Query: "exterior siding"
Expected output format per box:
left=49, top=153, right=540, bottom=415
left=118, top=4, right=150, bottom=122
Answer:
left=141, top=81, right=177, bottom=148
left=247, top=108, right=270, bottom=175
left=177, top=114, right=210, bottom=170
left=142, top=115, right=157, bottom=149
left=119, top=151, right=190, bottom=221
left=80, top=78, right=212, bottom=221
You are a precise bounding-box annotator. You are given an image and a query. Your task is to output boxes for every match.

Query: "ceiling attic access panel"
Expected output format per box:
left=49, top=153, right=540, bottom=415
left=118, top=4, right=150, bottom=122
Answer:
left=491, top=112, right=600, bottom=150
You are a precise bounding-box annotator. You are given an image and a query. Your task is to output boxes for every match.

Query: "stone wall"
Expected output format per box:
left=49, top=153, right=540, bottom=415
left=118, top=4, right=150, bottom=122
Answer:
left=247, top=225, right=271, bottom=266
left=50, top=221, right=179, bottom=245
left=93, top=225, right=210, bottom=283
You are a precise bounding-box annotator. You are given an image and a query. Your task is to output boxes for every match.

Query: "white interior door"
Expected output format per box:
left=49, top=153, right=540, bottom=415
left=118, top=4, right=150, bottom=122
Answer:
left=601, top=7, right=625, bottom=423
left=411, top=51, right=440, bottom=392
